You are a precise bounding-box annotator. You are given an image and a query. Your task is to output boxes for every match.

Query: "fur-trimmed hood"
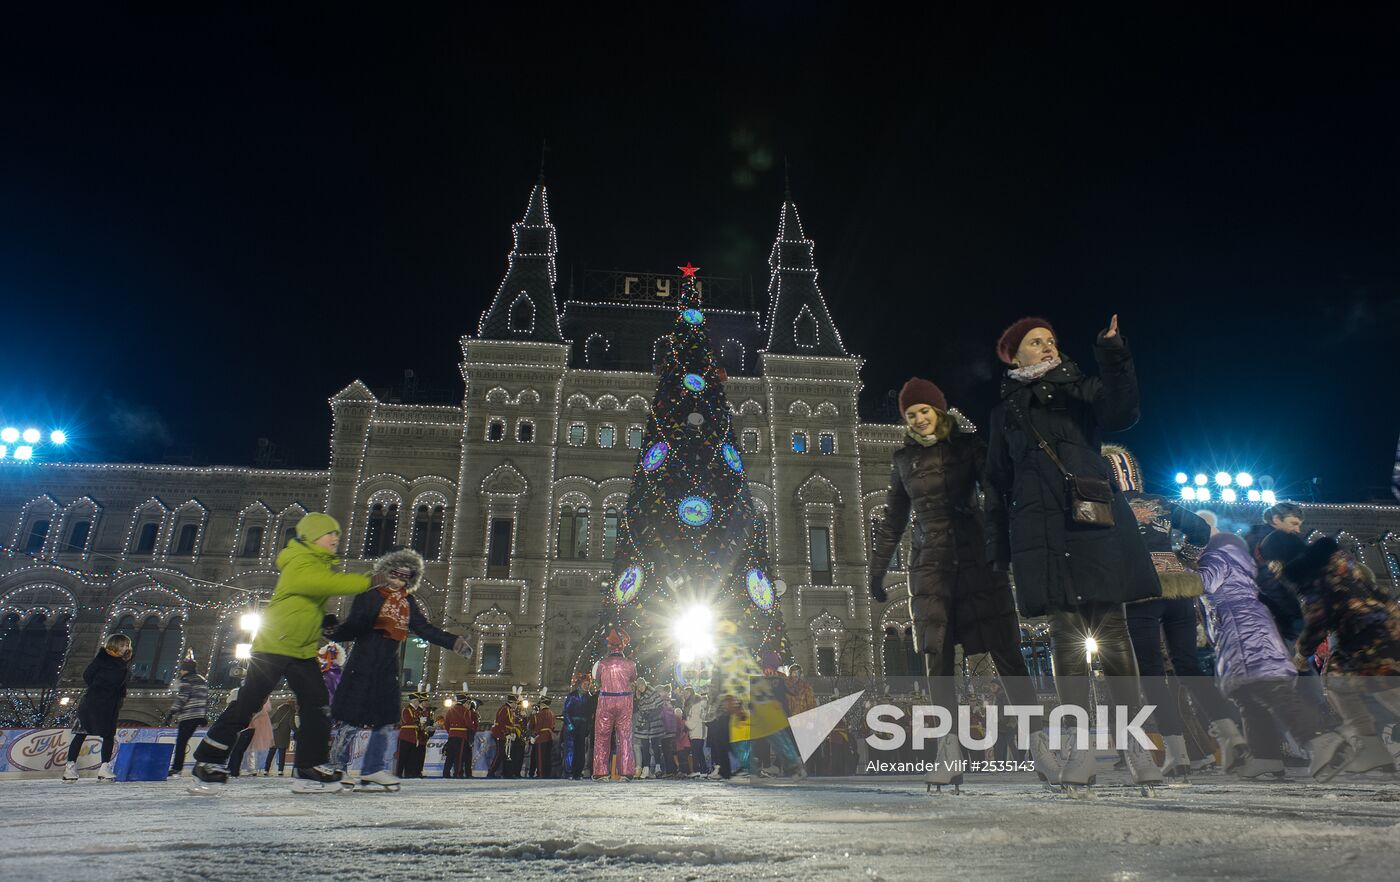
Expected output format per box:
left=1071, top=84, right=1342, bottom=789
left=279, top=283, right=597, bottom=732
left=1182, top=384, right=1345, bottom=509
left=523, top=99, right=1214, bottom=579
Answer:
left=372, top=548, right=426, bottom=593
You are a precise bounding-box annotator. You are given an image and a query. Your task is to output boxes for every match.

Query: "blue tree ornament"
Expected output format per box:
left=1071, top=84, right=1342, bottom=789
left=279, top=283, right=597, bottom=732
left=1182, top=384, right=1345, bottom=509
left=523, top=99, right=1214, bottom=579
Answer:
left=683, top=373, right=706, bottom=393
left=642, top=441, right=669, bottom=472
left=682, top=308, right=704, bottom=325
left=746, top=569, right=775, bottom=611
left=721, top=443, right=743, bottom=474
left=615, top=566, right=643, bottom=604
left=677, top=496, right=713, bottom=526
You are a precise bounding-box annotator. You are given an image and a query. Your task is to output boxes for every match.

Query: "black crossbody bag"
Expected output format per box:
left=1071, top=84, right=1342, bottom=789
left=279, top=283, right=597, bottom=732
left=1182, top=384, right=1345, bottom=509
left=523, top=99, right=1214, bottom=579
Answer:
left=1026, top=420, right=1115, bottom=528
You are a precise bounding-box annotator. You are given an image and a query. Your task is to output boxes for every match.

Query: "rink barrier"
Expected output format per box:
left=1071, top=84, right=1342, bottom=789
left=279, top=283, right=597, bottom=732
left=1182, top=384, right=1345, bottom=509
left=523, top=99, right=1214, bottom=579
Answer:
left=0, top=727, right=500, bottom=780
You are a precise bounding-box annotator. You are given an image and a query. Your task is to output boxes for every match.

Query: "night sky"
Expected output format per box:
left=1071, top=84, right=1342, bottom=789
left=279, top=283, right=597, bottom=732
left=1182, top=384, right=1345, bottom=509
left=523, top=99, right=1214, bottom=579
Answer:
left=2, top=5, right=1397, bottom=500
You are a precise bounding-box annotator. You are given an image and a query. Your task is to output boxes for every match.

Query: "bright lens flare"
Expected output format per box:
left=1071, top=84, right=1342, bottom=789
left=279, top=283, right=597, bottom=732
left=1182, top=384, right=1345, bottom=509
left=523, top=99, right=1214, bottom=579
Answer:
left=1084, top=637, right=1099, bottom=655
left=239, top=612, right=262, bottom=634
left=672, top=605, right=716, bottom=660
left=21, top=428, right=40, bottom=444
left=1215, top=472, right=1232, bottom=487
left=235, top=643, right=252, bottom=660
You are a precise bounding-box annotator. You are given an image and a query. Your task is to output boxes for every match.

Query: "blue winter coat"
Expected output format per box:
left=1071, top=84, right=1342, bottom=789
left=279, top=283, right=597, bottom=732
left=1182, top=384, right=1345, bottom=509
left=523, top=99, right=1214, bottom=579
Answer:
left=1198, top=532, right=1296, bottom=696
left=562, top=690, right=589, bottom=732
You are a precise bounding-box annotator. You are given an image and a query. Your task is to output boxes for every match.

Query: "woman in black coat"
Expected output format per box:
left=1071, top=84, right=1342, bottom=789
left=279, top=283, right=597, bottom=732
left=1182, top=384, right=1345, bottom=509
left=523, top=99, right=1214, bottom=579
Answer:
left=983, top=315, right=1162, bottom=787
left=870, top=377, right=1062, bottom=787
left=325, top=548, right=471, bottom=787
left=63, top=633, right=132, bottom=782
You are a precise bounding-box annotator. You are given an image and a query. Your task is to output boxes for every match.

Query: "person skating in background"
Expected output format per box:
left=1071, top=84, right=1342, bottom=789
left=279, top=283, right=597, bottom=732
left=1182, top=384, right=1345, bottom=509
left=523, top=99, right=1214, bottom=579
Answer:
left=631, top=678, right=664, bottom=779
left=395, top=693, right=433, bottom=779
left=658, top=687, right=679, bottom=777
left=191, top=513, right=374, bottom=792
left=1254, top=503, right=1309, bottom=651
left=442, top=693, right=476, bottom=779
left=872, top=376, right=1059, bottom=791
left=1282, top=535, right=1400, bottom=775
left=531, top=697, right=557, bottom=778
left=326, top=548, right=471, bottom=791
left=264, top=699, right=296, bottom=776
left=591, top=627, right=637, bottom=781
left=62, top=633, right=131, bottom=783
left=247, top=698, right=275, bottom=775
left=672, top=697, right=692, bottom=776
left=318, top=642, right=345, bottom=703
left=683, top=688, right=709, bottom=776
left=983, top=316, right=1164, bottom=791
left=562, top=674, right=591, bottom=780
left=165, top=655, right=208, bottom=778
left=1195, top=511, right=1353, bottom=780
left=1103, top=444, right=1246, bottom=778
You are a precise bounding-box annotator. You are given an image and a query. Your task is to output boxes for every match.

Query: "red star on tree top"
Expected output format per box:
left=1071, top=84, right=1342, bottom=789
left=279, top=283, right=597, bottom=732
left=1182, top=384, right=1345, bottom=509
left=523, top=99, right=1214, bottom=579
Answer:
left=678, top=262, right=699, bottom=277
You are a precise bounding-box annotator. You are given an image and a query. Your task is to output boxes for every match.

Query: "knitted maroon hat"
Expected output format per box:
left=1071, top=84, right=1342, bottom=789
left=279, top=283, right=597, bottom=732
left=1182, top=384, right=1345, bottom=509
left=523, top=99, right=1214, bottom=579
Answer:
left=897, top=377, right=947, bottom=414
left=996, top=317, right=1056, bottom=365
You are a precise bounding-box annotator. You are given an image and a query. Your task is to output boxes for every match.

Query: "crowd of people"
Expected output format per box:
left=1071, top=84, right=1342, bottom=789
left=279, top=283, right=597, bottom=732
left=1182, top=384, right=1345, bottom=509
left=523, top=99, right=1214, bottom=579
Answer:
left=55, top=314, right=1400, bottom=793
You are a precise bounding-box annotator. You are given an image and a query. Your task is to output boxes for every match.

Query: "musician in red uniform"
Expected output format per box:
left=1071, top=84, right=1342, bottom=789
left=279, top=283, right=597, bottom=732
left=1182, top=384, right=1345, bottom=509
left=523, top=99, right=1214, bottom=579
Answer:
left=395, top=692, right=432, bottom=778
left=530, top=697, right=557, bottom=778
left=489, top=692, right=525, bottom=778
left=442, top=693, right=477, bottom=778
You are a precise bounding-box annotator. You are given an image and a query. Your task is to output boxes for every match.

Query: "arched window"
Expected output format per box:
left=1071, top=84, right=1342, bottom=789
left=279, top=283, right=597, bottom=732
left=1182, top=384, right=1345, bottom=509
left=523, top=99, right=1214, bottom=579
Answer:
left=411, top=504, right=446, bottom=559
left=585, top=333, right=611, bottom=365
left=174, top=523, right=199, bottom=556
left=1, top=614, right=47, bottom=685
left=598, top=426, right=616, bottom=448
left=509, top=293, right=534, bottom=332
left=152, top=619, right=182, bottom=686
left=24, top=520, right=50, bottom=555
left=241, top=525, right=264, bottom=558
left=795, top=306, right=817, bottom=348
left=557, top=504, right=590, bottom=559
left=134, top=523, right=159, bottom=555
left=741, top=430, right=760, bottom=454
left=627, top=426, right=644, bottom=449
left=720, top=340, right=745, bottom=375
left=602, top=507, right=620, bottom=560
left=363, top=501, right=399, bottom=558
left=0, top=613, right=20, bottom=685
left=818, top=433, right=836, bottom=455
left=486, top=419, right=506, bottom=442
left=43, top=613, right=72, bottom=685
left=66, top=521, right=91, bottom=553
left=129, top=616, right=163, bottom=685
left=883, top=625, right=921, bottom=677
left=517, top=421, right=535, bottom=443
left=791, top=432, right=808, bottom=454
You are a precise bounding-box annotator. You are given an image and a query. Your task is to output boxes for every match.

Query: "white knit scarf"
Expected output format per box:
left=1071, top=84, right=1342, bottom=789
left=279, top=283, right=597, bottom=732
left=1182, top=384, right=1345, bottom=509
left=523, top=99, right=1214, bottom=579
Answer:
left=1006, top=356, right=1062, bottom=382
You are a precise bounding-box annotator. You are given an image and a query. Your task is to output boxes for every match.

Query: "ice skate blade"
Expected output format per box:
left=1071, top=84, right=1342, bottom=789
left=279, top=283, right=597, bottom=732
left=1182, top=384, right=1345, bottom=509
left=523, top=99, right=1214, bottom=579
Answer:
left=1061, top=784, right=1095, bottom=799
left=291, top=781, right=342, bottom=794
left=926, top=780, right=963, bottom=794
left=1138, top=784, right=1160, bottom=797
left=186, top=783, right=223, bottom=796
left=353, top=783, right=400, bottom=793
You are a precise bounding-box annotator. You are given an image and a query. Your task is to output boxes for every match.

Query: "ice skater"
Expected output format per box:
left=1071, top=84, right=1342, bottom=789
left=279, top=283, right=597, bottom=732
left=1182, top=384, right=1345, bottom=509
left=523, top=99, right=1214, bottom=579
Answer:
left=190, top=513, right=374, bottom=792
left=592, top=627, right=637, bottom=780
left=1195, top=513, right=1353, bottom=780
left=165, top=655, right=208, bottom=778
left=326, top=548, right=472, bottom=791
left=62, top=633, right=131, bottom=783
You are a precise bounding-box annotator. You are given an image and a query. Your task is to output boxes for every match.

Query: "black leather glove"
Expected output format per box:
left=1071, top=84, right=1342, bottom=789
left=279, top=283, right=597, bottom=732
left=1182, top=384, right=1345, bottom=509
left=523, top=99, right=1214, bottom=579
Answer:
left=321, top=613, right=339, bottom=640
left=869, top=579, right=888, bottom=604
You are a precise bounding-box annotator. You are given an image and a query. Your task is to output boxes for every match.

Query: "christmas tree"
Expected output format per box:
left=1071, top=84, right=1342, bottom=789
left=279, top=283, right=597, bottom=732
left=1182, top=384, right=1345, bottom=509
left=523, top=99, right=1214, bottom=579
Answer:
left=597, top=264, right=786, bottom=679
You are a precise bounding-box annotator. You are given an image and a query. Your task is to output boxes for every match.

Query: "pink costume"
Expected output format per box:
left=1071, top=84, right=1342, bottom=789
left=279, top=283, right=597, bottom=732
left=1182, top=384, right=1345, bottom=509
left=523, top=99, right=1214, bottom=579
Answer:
left=592, top=650, right=637, bottom=777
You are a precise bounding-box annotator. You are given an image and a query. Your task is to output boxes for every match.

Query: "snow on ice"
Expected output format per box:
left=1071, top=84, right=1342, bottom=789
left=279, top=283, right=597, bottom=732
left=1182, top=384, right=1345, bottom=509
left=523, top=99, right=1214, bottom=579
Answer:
left=3, top=771, right=1399, bottom=881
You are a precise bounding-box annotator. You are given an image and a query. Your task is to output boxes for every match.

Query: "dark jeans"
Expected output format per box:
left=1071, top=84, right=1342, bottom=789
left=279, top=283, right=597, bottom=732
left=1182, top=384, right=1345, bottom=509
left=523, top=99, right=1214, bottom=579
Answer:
left=569, top=729, right=587, bottom=778
left=195, top=652, right=331, bottom=770
left=67, top=733, right=114, bottom=764
left=1127, top=598, right=1236, bottom=735
left=638, top=735, right=662, bottom=773
left=226, top=729, right=254, bottom=776
left=263, top=746, right=287, bottom=774
left=170, top=718, right=205, bottom=773
left=690, top=738, right=709, bottom=773
left=1049, top=601, right=1146, bottom=720
left=708, top=717, right=732, bottom=778
left=1232, top=679, right=1328, bottom=761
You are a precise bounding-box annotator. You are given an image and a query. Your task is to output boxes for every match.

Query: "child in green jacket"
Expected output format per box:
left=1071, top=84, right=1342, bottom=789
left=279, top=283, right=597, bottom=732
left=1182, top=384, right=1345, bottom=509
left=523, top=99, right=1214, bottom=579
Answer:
left=192, top=513, right=374, bottom=792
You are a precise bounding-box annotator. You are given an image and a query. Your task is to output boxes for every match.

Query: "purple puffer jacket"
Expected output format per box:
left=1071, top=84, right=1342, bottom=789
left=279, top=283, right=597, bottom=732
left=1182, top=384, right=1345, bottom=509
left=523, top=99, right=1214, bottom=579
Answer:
left=1197, top=532, right=1295, bottom=696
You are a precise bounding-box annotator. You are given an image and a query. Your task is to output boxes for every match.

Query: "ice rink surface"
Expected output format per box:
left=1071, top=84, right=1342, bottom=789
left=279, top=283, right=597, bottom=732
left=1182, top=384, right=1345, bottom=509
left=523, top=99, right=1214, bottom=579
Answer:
left=5, top=770, right=1400, bottom=881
